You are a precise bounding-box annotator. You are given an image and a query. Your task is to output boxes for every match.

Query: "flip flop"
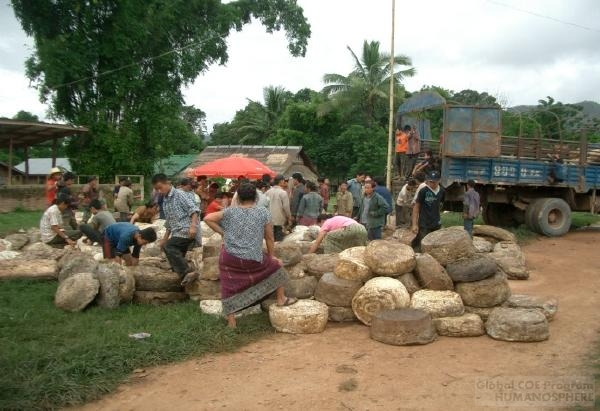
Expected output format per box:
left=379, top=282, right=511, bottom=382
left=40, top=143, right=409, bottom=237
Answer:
left=180, top=272, right=198, bottom=286
left=278, top=297, right=298, bottom=307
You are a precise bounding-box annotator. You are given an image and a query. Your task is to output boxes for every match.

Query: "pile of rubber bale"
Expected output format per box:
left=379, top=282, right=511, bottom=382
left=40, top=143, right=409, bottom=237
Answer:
left=267, top=225, right=557, bottom=345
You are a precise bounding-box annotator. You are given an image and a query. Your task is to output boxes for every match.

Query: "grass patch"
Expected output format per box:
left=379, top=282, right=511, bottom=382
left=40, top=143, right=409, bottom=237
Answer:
left=0, top=279, right=272, bottom=410
left=571, top=212, right=600, bottom=228
left=0, top=210, right=42, bottom=236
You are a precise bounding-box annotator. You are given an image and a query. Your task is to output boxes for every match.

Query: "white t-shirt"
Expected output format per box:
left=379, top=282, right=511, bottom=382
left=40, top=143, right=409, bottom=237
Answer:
left=40, top=205, right=62, bottom=243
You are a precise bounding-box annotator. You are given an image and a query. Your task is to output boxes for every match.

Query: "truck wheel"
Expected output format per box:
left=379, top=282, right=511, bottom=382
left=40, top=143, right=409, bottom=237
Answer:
left=525, top=199, right=544, bottom=232
left=533, top=198, right=571, bottom=237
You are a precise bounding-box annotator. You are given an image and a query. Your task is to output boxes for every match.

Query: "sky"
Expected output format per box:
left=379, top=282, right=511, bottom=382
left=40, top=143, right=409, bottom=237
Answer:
left=0, top=0, right=599, bottom=132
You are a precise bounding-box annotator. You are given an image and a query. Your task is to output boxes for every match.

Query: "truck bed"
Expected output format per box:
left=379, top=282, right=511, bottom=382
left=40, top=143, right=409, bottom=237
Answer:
left=442, top=156, right=600, bottom=193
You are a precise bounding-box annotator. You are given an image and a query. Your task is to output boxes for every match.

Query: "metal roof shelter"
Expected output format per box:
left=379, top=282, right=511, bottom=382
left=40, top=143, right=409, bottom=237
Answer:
left=0, top=119, right=87, bottom=185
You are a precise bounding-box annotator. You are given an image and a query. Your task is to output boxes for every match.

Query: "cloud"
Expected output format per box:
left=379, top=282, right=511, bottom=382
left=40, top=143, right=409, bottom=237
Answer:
left=1, top=0, right=598, bottom=130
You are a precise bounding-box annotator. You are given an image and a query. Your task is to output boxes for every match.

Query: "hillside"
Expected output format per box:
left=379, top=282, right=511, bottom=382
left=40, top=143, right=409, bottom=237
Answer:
left=510, top=100, right=600, bottom=119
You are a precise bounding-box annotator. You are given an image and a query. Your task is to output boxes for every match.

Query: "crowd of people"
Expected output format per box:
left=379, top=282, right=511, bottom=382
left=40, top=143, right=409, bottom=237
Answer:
left=39, top=144, right=480, bottom=326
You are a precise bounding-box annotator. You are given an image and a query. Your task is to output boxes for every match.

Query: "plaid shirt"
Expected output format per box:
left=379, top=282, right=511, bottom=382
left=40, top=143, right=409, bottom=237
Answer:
left=163, top=187, right=200, bottom=238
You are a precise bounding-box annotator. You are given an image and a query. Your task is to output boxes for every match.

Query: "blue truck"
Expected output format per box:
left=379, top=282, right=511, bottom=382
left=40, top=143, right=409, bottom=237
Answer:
left=396, top=92, right=600, bottom=237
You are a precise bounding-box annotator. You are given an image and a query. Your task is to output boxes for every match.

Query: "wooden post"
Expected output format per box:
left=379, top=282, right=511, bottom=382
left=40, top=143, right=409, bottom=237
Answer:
left=24, top=145, right=29, bottom=183
left=7, top=137, right=13, bottom=186
left=385, top=0, right=396, bottom=190
left=52, top=138, right=58, bottom=167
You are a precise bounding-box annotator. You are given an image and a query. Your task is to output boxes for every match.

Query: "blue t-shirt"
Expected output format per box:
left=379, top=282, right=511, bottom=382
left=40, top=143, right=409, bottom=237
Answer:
left=375, top=186, right=393, bottom=208
left=104, top=222, right=139, bottom=253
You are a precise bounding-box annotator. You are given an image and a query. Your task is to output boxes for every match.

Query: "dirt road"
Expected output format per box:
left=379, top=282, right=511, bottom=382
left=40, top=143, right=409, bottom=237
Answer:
left=79, top=231, right=600, bottom=411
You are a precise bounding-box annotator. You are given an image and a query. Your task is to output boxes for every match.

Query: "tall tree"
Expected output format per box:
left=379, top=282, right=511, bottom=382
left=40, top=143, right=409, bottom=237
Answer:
left=11, top=0, right=310, bottom=178
left=236, top=86, right=292, bottom=143
left=322, top=40, right=415, bottom=125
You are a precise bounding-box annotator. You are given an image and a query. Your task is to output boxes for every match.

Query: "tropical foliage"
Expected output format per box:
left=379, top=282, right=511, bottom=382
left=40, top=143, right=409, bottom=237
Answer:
left=11, top=0, right=310, bottom=178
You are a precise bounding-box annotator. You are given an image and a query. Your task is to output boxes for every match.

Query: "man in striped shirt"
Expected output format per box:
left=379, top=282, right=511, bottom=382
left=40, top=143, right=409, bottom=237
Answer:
left=152, top=173, right=201, bottom=285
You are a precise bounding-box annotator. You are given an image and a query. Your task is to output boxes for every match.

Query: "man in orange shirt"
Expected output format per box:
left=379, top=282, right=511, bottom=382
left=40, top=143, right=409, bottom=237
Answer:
left=45, top=167, right=62, bottom=206
left=395, top=127, right=408, bottom=177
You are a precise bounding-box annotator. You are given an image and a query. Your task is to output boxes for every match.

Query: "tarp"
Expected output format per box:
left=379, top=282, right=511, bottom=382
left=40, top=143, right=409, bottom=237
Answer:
left=191, top=156, right=276, bottom=179
left=396, top=91, right=446, bottom=116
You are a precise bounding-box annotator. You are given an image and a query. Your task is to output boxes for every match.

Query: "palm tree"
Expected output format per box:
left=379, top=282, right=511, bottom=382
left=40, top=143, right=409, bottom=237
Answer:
left=322, top=40, right=415, bottom=123
left=236, top=86, right=291, bottom=144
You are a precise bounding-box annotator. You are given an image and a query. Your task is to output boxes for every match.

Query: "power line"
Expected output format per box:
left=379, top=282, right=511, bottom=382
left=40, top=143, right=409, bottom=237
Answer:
left=487, top=0, right=600, bottom=33
left=46, top=36, right=218, bottom=91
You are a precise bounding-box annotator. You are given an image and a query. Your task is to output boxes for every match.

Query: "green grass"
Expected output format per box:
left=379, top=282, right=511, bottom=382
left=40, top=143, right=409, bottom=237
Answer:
left=0, top=210, right=43, bottom=236
left=571, top=212, right=600, bottom=228
left=0, top=280, right=272, bottom=410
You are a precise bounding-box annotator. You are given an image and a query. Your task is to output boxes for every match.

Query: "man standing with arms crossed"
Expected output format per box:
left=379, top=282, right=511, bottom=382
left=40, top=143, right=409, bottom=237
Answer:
left=152, top=173, right=201, bottom=285
left=347, top=171, right=365, bottom=219
left=266, top=174, right=292, bottom=241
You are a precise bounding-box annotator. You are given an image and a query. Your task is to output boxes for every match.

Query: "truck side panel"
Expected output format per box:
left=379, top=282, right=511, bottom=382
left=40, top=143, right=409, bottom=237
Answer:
left=442, top=157, right=600, bottom=192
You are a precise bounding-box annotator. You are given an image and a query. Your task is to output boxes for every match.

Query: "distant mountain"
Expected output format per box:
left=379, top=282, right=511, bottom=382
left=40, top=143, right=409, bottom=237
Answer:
left=509, top=101, right=600, bottom=119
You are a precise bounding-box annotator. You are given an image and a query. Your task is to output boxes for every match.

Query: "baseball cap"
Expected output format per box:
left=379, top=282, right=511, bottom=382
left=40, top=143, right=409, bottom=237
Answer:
left=427, top=171, right=441, bottom=182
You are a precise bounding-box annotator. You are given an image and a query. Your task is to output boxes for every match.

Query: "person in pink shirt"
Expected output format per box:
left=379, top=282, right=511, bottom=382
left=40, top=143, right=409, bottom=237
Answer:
left=308, top=214, right=368, bottom=254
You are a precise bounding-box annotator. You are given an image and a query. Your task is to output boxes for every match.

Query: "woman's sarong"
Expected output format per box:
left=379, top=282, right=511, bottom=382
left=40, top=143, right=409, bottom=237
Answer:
left=220, top=248, right=288, bottom=315
left=323, top=223, right=368, bottom=253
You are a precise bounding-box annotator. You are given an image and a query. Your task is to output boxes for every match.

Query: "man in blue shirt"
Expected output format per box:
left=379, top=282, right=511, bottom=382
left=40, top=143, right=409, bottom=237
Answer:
left=103, top=222, right=157, bottom=266
left=373, top=176, right=393, bottom=209
left=152, top=173, right=201, bottom=285
left=347, top=171, right=366, bottom=219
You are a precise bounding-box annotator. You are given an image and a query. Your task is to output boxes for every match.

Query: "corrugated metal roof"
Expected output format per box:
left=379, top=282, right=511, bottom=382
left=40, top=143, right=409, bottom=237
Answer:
left=14, top=158, right=72, bottom=175
left=156, top=154, right=198, bottom=177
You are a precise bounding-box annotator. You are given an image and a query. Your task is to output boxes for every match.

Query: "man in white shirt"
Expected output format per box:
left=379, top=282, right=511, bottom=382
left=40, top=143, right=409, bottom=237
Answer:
left=40, top=195, right=82, bottom=247
left=396, top=178, right=417, bottom=228
left=265, top=174, right=292, bottom=241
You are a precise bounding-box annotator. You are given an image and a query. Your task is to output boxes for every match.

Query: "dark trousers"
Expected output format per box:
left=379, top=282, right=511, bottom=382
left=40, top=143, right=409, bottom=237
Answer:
left=47, top=229, right=82, bottom=247
left=273, top=225, right=284, bottom=242
left=79, top=224, right=103, bottom=244
left=464, top=218, right=474, bottom=238
left=163, top=237, right=195, bottom=277
left=367, top=226, right=383, bottom=241
left=351, top=206, right=361, bottom=220
left=412, top=224, right=441, bottom=250
left=404, top=154, right=418, bottom=177
left=395, top=152, right=407, bottom=176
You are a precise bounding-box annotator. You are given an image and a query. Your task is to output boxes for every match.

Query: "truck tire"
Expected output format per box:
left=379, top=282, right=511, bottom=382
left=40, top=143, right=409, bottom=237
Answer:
left=525, top=199, right=545, bottom=232
left=533, top=198, right=571, bottom=237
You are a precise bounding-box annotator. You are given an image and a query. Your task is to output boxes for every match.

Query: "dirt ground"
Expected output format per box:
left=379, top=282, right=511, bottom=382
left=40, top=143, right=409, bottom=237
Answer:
left=79, top=231, right=600, bottom=411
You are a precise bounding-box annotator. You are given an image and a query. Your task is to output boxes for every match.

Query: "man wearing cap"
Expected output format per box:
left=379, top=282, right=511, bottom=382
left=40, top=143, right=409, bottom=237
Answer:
left=290, top=172, right=305, bottom=223
left=46, top=167, right=62, bottom=206
left=411, top=171, right=445, bottom=249
left=463, top=179, right=480, bottom=237
left=266, top=174, right=292, bottom=241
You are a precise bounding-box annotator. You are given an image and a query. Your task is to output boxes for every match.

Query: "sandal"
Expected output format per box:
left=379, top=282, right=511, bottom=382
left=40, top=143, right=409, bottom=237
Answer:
left=180, top=271, right=199, bottom=286
left=278, top=297, right=298, bottom=307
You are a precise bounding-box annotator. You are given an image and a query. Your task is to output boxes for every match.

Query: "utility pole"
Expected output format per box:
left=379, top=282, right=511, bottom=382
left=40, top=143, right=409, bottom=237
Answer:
left=385, top=0, right=396, bottom=190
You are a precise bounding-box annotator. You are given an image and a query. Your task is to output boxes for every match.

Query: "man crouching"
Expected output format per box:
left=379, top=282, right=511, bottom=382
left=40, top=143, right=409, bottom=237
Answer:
left=103, top=222, right=157, bottom=266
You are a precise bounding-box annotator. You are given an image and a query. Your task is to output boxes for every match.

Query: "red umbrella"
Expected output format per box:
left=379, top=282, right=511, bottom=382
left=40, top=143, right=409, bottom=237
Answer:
left=192, top=156, right=276, bottom=179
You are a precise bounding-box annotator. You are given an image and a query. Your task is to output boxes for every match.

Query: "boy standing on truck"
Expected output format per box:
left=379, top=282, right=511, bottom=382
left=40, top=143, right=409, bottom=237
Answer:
left=462, top=180, right=480, bottom=237
left=411, top=171, right=445, bottom=249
